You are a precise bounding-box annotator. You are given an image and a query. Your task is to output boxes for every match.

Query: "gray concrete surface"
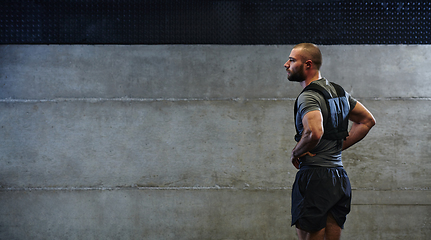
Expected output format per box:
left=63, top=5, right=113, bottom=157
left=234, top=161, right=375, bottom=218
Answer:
left=0, top=45, right=430, bottom=239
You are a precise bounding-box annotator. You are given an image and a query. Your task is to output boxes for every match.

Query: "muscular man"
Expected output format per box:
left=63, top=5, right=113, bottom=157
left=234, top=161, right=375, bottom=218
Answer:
left=284, top=43, right=376, bottom=240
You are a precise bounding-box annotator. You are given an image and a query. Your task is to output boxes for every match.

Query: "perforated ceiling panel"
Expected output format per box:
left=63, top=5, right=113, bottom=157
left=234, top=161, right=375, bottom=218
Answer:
left=1, top=0, right=430, bottom=44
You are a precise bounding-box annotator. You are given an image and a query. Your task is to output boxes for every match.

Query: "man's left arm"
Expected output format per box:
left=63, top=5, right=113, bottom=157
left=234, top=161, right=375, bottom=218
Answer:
left=291, top=110, right=324, bottom=169
left=342, top=101, right=376, bottom=151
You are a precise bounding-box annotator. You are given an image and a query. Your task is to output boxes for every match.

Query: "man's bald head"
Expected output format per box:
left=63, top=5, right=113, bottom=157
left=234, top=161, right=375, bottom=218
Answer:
left=292, top=43, right=322, bottom=70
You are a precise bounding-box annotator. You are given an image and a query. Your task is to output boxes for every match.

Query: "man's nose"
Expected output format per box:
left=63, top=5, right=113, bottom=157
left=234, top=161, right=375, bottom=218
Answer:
left=284, top=61, right=290, bottom=69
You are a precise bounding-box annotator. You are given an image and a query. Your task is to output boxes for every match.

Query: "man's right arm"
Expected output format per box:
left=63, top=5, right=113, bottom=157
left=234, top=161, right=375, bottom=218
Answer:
left=342, top=101, right=376, bottom=151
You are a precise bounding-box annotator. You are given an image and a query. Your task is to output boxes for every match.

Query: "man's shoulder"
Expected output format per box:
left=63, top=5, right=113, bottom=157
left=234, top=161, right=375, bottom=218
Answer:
left=298, top=88, right=324, bottom=101
left=297, top=88, right=326, bottom=111
left=307, top=78, right=350, bottom=100
left=299, top=79, right=330, bottom=101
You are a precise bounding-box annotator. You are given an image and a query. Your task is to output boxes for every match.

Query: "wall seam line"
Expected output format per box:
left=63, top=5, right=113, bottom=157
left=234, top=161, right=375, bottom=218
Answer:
left=1, top=97, right=430, bottom=103
left=1, top=187, right=430, bottom=191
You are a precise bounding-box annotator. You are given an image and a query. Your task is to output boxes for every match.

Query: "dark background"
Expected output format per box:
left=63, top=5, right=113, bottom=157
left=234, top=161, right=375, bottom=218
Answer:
left=1, top=0, right=430, bottom=44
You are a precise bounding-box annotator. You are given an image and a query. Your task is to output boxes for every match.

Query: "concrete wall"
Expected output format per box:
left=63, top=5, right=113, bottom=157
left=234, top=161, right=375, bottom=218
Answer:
left=0, top=45, right=430, bottom=240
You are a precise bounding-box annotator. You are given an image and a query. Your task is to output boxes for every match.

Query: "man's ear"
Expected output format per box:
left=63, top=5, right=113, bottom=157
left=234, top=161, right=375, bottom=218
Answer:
left=305, top=60, right=313, bottom=69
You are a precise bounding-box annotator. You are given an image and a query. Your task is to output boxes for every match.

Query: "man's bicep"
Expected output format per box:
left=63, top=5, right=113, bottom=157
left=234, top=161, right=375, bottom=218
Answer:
left=302, top=110, right=324, bottom=135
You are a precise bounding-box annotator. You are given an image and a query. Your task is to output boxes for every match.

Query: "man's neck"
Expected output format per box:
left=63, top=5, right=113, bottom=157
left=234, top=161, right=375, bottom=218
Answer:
left=300, top=71, right=322, bottom=89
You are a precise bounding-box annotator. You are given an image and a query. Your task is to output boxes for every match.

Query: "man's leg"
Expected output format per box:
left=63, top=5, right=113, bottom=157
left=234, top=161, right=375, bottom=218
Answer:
left=324, top=213, right=341, bottom=240
left=296, top=227, right=325, bottom=240
left=295, top=213, right=341, bottom=240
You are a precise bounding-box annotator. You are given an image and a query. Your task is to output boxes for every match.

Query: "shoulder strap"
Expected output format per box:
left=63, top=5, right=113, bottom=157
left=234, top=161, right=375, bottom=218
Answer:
left=330, top=82, right=346, bottom=98
left=294, top=82, right=330, bottom=115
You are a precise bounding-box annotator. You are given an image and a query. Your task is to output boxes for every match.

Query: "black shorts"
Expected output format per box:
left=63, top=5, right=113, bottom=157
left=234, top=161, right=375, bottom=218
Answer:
left=291, top=166, right=351, bottom=232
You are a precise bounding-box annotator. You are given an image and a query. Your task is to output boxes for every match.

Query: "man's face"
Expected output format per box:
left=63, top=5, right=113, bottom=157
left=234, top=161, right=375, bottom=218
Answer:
left=284, top=48, right=306, bottom=82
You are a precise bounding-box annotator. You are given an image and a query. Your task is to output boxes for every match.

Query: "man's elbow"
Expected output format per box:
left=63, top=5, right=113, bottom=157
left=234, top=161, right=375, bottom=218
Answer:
left=367, top=115, right=376, bottom=129
left=312, top=131, right=323, bottom=143
left=306, top=129, right=323, bottom=143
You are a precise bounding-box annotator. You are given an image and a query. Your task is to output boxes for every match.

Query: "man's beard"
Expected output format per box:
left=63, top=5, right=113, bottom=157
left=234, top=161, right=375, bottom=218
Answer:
left=287, top=67, right=306, bottom=82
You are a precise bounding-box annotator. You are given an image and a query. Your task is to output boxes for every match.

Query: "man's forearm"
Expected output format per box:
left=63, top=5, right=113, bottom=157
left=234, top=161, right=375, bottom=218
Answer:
left=342, top=122, right=373, bottom=151
left=292, top=130, right=321, bottom=158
